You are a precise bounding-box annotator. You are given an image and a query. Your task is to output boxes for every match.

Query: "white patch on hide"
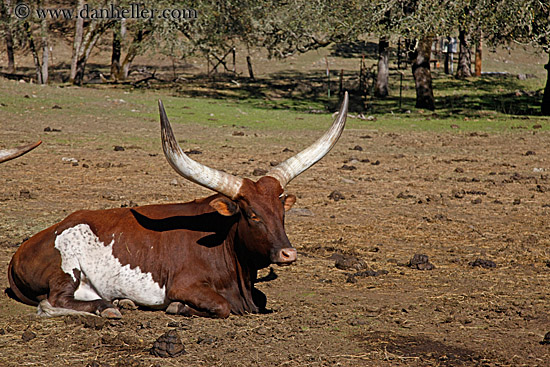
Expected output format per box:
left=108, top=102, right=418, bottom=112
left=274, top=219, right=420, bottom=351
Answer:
left=54, top=224, right=167, bottom=307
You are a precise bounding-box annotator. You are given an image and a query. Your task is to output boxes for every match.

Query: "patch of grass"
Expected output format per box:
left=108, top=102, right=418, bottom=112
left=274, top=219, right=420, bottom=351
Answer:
left=0, top=73, right=548, bottom=137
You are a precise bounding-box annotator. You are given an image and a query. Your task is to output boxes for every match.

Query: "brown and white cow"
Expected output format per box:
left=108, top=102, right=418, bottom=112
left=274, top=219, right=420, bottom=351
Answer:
left=0, top=141, right=41, bottom=163
left=8, top=93, right=348, bottom=318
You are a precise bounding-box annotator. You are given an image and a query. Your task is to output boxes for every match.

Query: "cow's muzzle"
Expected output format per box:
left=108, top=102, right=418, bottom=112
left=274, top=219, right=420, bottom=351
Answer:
left=271, top=247, right=297, bottom=265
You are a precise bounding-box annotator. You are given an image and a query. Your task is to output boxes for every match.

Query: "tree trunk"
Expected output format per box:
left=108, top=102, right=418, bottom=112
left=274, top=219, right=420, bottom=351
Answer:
left=110, top=18, right=126, bottom=80
left=73, top=22, right=104, bottom=85
left=542, top=54, right=550, bottom=116
left=456, top=29, right=472, bottom=78
left=1, top=0, right=15, bottom=73
left=25, top=21, right=43, bottom=84
left=474, top=35, right=482, bottom=77
left=117, top=27, right=147, bottom=80
left=70, top=0, right=84, bottom=83
left=375, top=36, right=390, bottom=98
left=111, top=26, right=121, bottom=79
left=411, top=37, right=435, bottom=111
left=246, top=55, right=255, bottom=80
left=40, top=17, right=49, bottom=84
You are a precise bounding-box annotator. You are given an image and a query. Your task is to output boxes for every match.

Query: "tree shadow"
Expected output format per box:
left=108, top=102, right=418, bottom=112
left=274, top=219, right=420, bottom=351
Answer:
left=2, top=59, right=543, bottom=117
left=330, top=41, right=379, bottom=59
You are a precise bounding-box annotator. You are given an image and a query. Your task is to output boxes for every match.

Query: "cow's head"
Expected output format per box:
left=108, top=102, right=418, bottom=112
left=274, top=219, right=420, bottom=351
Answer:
left=158, top=93, right=348, bottom=269
left=0, top=141, right=41, bottom=163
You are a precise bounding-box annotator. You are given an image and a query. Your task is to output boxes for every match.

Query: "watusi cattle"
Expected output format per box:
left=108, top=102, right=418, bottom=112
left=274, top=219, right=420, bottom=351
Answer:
left=8, top=93, right=348, bottom=318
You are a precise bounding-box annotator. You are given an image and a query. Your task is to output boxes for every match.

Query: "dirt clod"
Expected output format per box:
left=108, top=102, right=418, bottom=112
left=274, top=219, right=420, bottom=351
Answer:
left=253, top=168, right=268, bottom=176
left=469, top=259, right=497, bottom=269
left=408, top=254, right=435, bottom=270
left=330, top=253, right=366, bottom=271
left=150, top=330, right=186, bottom=358
left=19, top=189, right=32, bottom=199
left=21, top=330, right=36, bottom=342
left=340, top=164, right=356, bottom=171
left=197, top=334, right=217, bottom=345
left=328, top=190, right=345, bottom=201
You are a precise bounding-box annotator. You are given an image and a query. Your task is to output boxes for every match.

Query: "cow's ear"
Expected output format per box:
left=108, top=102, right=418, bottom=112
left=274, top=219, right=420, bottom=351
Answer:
left=210, top=197, right=239, bottom=216
left=283, top=194, right=296, bottom=211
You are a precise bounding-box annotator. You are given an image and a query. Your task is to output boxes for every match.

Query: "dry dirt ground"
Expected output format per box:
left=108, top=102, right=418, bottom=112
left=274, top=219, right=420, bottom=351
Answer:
left=1, top=83, right=550, bottom=366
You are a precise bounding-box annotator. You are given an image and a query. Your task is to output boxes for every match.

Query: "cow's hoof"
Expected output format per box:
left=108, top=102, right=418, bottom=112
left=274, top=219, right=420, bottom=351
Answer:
left=166, top=302, right=186, bottom=315
left=100, top=307, right=122, bottom=319
left=113, top=299, right=137, bottom=310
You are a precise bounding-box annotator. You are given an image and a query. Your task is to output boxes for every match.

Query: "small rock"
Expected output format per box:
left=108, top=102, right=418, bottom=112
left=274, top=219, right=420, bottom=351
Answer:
left=340, top=164, right=356, bottom=171
left=540, top=332, right=550, bottom=345
left=196, top=334, right=217, bottom=345
left=170, top=179, right=179, bottom=186
left=371, top=160, right=380, bottom=165
left=328, top=190, right=345, bottom=201
left=513, top=199, right=521, bottom=205
left=44, top=126, right=61, bottom=132
left=397, top=192, right=415, bottom=199
left=232, top=131, right=245, bottom=136
left=270, top=161, right=278, bottom=166
left=455, top=167, right=464, bottom=173
left=150, top=330, right=186, bottom=358
left=252, top=168, right=268, bottom=176
left=408, top=254, right=435, bottom=270
left=469, top=259, right=496, bottom=269
left=19, top=189, right=32, bottom=199
left=62, top=157, right=78, bottom=164
left=114, top=146, right=125, bottom=152
left=341, top=178, right=355, bottom=184
left=21, top=330, right=36, bottom=342
left=255, top=326, right=268, bottom=335
left=184, top=149, right=202, bottom=155
left=350, top=145, right=363, bottom=151
left=525, top=150, right=536, bottom=156
left=52, top=104, right=62, bottom=109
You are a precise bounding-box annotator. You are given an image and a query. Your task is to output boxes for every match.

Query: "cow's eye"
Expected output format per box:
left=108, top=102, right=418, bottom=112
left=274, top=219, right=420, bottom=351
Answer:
left=249, top=212, right=261, bottom=222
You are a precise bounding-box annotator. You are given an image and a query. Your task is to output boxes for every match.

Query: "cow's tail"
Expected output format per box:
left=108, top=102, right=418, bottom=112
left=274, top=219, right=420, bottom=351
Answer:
left=37, top=300, right=96, bottom=318
left=7, top=260, right=39, bottom=306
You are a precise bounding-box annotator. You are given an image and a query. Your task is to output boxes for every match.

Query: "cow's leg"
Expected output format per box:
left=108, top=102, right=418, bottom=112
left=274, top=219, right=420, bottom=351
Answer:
left=41, top=272, right=121, bottom=318
left=166, top=285, right=231, bottom=318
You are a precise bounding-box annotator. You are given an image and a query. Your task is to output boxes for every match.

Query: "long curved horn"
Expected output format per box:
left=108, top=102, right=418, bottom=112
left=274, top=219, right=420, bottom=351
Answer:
left=159, top=100, right=243, bottom=199
left=0, top=141, right=42, bottom=164
left=267, top=91, right=348, bottom=188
